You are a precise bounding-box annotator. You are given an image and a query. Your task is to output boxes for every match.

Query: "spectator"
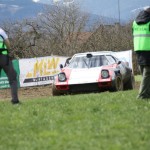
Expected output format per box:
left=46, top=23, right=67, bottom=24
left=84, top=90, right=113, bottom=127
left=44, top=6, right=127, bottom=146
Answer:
left=0, top=27, right=20, bottom=104
left=132, top=6, right=150, bottom=99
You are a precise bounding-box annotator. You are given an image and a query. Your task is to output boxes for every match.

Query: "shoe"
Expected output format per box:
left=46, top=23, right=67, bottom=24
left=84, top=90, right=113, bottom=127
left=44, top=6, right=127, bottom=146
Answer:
left=136, top=96, right=149, bottom=101
left=11, top=100, right=20, bottom=104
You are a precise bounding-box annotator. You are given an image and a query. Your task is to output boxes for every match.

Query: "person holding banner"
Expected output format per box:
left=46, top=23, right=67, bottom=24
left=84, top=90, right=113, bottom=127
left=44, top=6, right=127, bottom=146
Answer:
left=132, top=6, right=150, bottom=99
left=0, top=27, right=20, bottom=104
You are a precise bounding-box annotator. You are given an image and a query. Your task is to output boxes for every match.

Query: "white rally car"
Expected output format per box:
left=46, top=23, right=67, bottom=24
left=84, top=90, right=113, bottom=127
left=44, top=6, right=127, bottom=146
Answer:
left=52, top=51, right=135, bottom=96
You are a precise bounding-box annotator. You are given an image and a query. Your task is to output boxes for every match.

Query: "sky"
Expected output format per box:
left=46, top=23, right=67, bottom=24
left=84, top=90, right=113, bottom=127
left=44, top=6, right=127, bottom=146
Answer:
left=32, top=0, right=120, bottom=17
left=0, top=0, right=149, bottom=22
left=31, top=0, right=150, bottom=21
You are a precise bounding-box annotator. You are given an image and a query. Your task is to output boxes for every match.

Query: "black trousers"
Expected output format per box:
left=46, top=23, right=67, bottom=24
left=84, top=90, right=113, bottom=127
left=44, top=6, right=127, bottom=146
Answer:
left=137, top=65, right=150, bottom=99
left=0, top=54, right=19, bottom=102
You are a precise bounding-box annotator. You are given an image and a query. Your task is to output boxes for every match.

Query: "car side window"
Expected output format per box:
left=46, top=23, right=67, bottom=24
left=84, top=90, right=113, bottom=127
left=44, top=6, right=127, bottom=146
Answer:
left=106, top=55, right=116, bottom=64
left=64, top=57, right=71, bottom=67
left=101, top=55, right=108, bottom=66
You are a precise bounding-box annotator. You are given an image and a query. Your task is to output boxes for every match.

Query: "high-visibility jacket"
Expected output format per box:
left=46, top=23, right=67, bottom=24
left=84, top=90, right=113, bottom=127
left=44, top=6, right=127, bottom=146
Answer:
left=0, top=35, right=8, bottom=55
left=133, top=21, right=150, bottom=51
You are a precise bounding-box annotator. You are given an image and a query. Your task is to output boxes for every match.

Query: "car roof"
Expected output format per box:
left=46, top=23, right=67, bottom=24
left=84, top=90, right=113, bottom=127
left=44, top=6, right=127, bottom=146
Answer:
left=72, top=51, right=114, bottom=57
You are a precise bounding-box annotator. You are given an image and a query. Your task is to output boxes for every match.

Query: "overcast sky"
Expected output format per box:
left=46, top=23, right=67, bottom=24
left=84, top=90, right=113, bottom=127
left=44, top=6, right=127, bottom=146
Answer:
left=32, top=0, right=120, bottom=16
left=31, top=0, right=150, bottom=21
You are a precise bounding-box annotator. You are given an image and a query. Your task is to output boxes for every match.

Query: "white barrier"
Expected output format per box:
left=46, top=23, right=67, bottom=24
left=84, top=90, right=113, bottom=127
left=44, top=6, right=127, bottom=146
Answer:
left=19, top=56, right=67, bottom=87
left=112, top=50, right=133, bottom=69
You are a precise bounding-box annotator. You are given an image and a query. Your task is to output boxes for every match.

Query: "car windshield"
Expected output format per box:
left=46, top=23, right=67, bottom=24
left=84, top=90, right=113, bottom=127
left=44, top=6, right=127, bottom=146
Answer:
left=68, top=55, right=110, bottom=69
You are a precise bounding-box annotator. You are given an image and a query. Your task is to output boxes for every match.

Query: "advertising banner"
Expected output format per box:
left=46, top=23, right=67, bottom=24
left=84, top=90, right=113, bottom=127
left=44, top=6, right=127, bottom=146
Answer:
left=112, top=50, right=133, bottom=69
left=0, top=59, right=20, bottom=89
left=19, top=56, right=67, bottom=87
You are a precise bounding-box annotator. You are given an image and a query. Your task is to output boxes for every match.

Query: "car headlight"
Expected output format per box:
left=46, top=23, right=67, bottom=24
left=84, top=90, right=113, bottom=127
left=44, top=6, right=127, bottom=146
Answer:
left=58, top=73, right=67, bottom=82
left=101, top=70, right=109, bottom=78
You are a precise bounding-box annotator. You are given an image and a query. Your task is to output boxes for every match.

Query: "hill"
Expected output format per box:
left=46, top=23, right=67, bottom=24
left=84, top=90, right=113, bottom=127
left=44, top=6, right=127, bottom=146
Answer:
left=0, top=0, right=46, bottom=22
left=0, top=0, right=149, bottom=26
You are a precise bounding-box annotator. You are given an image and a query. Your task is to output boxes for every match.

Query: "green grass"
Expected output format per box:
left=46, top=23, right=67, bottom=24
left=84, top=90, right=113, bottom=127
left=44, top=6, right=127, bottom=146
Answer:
left=0, top=89, right=150, bottom=150
left=135, top=75, right=142, bottom=82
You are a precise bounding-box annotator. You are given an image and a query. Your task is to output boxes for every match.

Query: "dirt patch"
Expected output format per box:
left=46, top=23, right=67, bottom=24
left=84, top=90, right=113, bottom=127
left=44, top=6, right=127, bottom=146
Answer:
left=0, top=85, right=52, bottom=100
left=0, top=82, right=140, bottom=100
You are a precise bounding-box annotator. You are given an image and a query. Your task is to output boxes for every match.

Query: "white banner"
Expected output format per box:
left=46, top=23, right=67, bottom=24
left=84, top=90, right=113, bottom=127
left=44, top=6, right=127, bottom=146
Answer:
left=112, top=50, right=133, bottom=69
left=19, top=56, right=67, bottom=87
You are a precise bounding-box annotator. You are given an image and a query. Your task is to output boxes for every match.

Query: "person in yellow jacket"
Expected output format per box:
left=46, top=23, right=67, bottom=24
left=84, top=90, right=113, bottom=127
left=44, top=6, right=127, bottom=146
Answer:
left=0, top=27, right=20, bottom=104
left=133, top=6, right=150, bottom=99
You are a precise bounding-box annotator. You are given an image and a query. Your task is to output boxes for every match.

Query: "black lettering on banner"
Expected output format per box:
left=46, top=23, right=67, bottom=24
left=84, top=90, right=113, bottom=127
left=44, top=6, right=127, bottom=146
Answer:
left=23, top=76, right=54, bottom=83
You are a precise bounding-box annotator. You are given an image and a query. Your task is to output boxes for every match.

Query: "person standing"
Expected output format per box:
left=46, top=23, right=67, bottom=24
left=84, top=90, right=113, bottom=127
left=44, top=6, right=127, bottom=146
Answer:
left=0, top=27, right=20, bottom=104
left=132, top=6, right=150, bottom=99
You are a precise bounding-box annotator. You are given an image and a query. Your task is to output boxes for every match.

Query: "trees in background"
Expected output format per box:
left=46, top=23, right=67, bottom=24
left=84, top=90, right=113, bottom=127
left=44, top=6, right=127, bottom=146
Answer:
left=2, top=20, right=41, bottom=58
left=2, top=4, right=137, bottom=72
left=2, top=4, right=89, bottom=58
left=37, top=5, right=89, bottom=56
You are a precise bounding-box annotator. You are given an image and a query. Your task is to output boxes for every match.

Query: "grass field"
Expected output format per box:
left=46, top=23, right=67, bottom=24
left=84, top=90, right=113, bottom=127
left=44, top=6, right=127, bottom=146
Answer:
left=1, top=84, right=150, bottom=150
left=134, top=75, right=142, bottom=82
left=1, top=76, right=150, bottom=150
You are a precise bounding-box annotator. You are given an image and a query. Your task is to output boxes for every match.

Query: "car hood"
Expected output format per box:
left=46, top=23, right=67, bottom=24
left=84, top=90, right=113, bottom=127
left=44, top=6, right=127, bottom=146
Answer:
left=68, top=67, right=102, bottom=84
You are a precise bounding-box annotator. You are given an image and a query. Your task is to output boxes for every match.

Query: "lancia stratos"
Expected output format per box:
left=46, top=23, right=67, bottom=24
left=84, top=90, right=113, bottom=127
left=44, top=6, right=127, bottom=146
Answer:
left=52, top=51, right=135, bottom=96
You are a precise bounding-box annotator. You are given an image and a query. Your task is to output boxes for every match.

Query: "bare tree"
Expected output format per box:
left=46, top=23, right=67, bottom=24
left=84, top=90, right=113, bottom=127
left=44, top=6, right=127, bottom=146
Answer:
left=37, top=4, right=89, bottom=56
left=81, top=21, right=133, bottom=52
left=1, top=19, right=41, bottom=58
left=1, top=4, right=89, bottom=58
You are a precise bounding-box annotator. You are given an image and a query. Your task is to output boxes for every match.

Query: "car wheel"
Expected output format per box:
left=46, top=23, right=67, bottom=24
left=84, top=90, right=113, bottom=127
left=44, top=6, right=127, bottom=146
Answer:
left=123, top=75, right=135, bottom=90
left=111, top=76, right=123, bottom=91
left=52, top=84, right=61, bottom=96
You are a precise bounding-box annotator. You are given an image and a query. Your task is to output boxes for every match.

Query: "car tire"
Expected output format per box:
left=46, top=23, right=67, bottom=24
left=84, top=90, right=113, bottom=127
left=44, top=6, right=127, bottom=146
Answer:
left=110, top=76, right=123, bottom=91
left=123, top=75, right=135, bottom=90
left=52, top=84, right=61, bottom=96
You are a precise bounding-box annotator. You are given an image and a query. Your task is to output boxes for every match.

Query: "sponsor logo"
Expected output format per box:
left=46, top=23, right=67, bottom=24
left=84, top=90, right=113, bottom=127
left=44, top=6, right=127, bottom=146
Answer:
left=23, top=57, right=60, bottom=83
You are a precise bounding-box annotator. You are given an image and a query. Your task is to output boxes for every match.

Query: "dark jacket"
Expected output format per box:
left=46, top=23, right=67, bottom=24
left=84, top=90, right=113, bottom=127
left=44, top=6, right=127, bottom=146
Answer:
left=134, top=10, right=150, bottom=65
